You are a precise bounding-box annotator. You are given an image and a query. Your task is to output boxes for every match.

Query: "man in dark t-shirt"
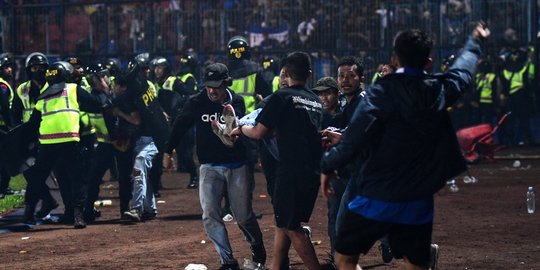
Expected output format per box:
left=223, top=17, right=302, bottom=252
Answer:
left=231, top=52, right=324, bottom=270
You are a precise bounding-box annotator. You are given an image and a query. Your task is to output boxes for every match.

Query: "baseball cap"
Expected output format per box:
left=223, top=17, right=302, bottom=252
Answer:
left=312, top=76, right=338, bottom=92
left=203, top=63, right=231, bottom=87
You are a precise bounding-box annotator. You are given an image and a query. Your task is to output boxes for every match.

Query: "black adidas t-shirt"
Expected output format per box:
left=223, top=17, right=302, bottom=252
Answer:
left=256, top=85, right=323, bottom=180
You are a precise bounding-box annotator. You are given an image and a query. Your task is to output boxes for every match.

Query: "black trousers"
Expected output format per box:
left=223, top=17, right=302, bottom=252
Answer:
left=23, top=142, right=81, bottom=211
left=86, top=142, right=133, bottom=215
left=175, top=127, right=197, bottom=177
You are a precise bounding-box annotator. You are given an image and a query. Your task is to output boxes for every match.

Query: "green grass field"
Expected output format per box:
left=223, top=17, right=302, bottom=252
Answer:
left=0, top=175, right=27, bottom=215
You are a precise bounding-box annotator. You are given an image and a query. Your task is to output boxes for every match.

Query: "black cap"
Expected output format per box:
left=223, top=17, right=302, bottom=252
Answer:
left=312, top=76, right=338, bottom=92
left=203, top=63, right=230, bottom=87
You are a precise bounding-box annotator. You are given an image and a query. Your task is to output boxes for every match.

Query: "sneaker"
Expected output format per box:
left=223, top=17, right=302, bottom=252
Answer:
left=380, top=242, right=393, bottom=263
left=222, top=213, right=234, bottom=222
left=250, top=244, right=266, bottom=266
left=211, top=104, right=238, bottom=147
left=429, top=243, right=439, bottom=270
left=302, top=225, right=312, bottom=239
left=123, top=209, right=141, bottom=222
left=218, top=262, right=240, bottom=270
left=35, top=200, right=59, bottom=219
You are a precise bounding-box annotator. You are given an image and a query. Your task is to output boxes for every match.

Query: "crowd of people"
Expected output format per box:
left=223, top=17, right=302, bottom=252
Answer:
left=0, top=21, right=511, bottom=270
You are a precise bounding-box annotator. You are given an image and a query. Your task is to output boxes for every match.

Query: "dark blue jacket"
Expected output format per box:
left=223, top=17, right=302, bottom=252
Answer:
left=321, top=37, right=482, bottom=202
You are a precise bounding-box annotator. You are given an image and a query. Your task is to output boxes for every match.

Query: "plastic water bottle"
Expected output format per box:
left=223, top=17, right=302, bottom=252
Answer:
left=94, top=200, right=112, bottom=207
left=527, top=187, right=535, bottom=214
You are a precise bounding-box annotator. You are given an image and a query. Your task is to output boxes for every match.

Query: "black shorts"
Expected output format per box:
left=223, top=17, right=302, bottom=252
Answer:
left=272, top=169, right=319, bottom=230
left=335, top=207, right=432, bottom=268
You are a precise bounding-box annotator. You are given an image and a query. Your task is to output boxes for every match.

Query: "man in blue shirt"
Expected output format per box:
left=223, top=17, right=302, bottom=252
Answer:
left=320, top=23, right=490, bottom=270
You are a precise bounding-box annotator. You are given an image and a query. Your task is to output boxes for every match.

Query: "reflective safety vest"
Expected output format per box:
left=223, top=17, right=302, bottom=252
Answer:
left=80, top=77, right=91, bottom=91
left=34, top=83, right=80, bottom=144
left=148, top=80, right=158, bottom=97
left=503, top=65, right=528, bottom=95
left=476, top=73, right=496, bottom=104
left=272, top=76, right=280, bottom=92
left=230, top=73, right=256, bottom=113
left=78, top=79, right=96, bottom=137
left=0, top=77, right=14, bottom=126
left=81, top=82, right=108, bottom=142
left=16, top=81, right=48, bottom=123
left=161, top=73, right=197, bottom=92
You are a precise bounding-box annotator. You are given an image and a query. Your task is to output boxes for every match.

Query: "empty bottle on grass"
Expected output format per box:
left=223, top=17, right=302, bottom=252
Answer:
left=527, top=186, right=535, bottom=214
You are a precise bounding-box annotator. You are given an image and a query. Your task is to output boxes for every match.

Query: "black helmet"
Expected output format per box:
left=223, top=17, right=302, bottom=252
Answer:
left=0, top=53, right=14, bottom=68
left=262, top=57, right=279, bottom=74
left=86, top=62, right=110, bottom=77
left=105, top=58, right=122, bottom=76
left=25, top=52, right=49, bottom=69
left=151, top=56, right=169, bottom=68
left=45, top=61, right=74, bottom=84
left=227, top=36, right=250, bottom=60
left=134, top=53, right=150, bottom=67
left=440, top=54, right=456, bottom=72
left=178, top=53, right=199, bottom=75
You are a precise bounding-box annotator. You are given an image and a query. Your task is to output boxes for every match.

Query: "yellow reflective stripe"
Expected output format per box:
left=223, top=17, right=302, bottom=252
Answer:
left=162, top=76, right=176, bottom=91
left=503, top=66, right=528, bottom=94
left=478, top=73, right=495, bottom=104
left=230, top=73, right=256, bottom=113
left=180, top=73, right=197, bottom=92
left=36, top=84, right=80, bottom=144
left=272, top=76, right=280, bottom=92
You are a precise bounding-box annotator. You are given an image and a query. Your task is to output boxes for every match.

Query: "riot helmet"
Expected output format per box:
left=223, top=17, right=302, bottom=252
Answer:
left=86, top=62, right=111, bottom=90
left=0, top=53, right=14, bottom=68
left=227, top=36, right=251, bottom=60
left=45, top=61, right=74, bottom=85
left=151, top=56, right=170, bottom=79
left=64, top=56, right=85, bottom=82
left=262, top=57, right=279, bottom=74
left=440, top=54, right=456, bottom=72
left=178, top=52, right=199, bottom=75
left=128, top=53, right=151, bottom=79
left=0, top=53, right=14, bottom=79
left=105, top=58, right=122, bottom=77
left=25, top=52, right=49, bottom=83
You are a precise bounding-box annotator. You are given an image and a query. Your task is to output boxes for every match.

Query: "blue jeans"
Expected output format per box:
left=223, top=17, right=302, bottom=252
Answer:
left=199, top=163, right=264, bottom=264
left=130, top=137, right=158, bottom=214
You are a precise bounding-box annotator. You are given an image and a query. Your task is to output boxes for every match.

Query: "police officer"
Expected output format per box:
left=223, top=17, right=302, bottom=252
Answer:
left=12, top=52, right=49, bottom=125
left=227, top=36, right=272, bottom=113
left=261, top=57, right=280, bottom=92
left=83, top=62, right=121, bottom=221
left=21, top=61, right=108, bottom=228
left=0, top=53, right=14, bottom=198
left=132, top=53, right=158, bottom=97
left=105, top=57, right=122, bottom=87
left=500, top=48, right=533, bottom=145
left=475, top=59, right=499, bottom=125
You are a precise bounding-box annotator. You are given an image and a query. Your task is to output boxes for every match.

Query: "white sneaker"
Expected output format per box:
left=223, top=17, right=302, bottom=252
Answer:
left=222, top=213, right=234, bottom=222
left=211, top=104, right=238, bottom=147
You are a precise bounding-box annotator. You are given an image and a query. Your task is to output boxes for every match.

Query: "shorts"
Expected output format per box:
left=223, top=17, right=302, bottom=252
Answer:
left=335, top=207, right=432, bottom=268
left=272, top=169, right=319, bottom=230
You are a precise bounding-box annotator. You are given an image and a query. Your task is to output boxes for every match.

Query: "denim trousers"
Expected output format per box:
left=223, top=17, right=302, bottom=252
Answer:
left=199, top=163, right=264, bottom=264
left=130, top=136, right=158, bottom=214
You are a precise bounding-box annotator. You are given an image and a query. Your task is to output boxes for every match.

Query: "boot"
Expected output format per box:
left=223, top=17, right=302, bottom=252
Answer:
left=22, top=205, right=36, bottom=225
left=73, top=207, right=86, bottom=229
